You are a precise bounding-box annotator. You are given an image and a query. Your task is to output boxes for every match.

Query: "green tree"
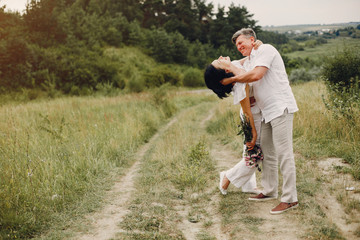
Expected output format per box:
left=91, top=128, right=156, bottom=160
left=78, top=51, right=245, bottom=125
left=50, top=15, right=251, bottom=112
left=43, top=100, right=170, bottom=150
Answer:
left=257, top=30, right=288, bottom=46
left=209, top=7, right=231, bottom=48
left=141, top=0, right=165, bottom=28
left=105, top=0, right=143, bottom=22
left=227, top=4, right=259, bottom=34
left=193, top=0, right=214, bottom=44
left=169, top=31, right=189, bottom=64
left=146, top=28, right=173, bottom=62
left=0, top=8, right=32, bottom=90
left=24, top=0, right=66, bottom=46
left=163, top=0, right=200, bottom=41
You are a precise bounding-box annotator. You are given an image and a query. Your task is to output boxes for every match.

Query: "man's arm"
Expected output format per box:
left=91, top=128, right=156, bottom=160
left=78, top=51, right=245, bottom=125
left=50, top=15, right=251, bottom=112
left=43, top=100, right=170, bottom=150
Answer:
left=220, top=66, right=268, bottom=85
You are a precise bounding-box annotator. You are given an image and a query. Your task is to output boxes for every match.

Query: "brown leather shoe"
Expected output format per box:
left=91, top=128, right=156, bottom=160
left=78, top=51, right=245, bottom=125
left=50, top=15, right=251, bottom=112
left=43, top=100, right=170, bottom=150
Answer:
left=248, top=193, right=276, bottom=201
left=270, top=202, right=299, bottom=215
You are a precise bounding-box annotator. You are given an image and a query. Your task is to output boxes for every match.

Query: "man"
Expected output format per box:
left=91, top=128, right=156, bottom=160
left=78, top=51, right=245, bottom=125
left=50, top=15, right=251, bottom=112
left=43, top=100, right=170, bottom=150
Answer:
left=220, top=28, right=299, bottom=214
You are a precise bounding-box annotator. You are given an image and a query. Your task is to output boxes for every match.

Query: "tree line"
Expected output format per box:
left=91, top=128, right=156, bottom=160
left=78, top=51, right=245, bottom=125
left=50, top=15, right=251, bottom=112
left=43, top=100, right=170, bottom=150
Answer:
left=0, top=0, right=290, bottom=94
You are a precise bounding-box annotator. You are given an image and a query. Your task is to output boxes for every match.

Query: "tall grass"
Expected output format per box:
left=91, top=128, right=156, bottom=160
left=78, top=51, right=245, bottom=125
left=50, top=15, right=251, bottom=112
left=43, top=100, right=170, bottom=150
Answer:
left=0, top=90, right=213, bottom=239
left=293, top=81, right=360, bottom=179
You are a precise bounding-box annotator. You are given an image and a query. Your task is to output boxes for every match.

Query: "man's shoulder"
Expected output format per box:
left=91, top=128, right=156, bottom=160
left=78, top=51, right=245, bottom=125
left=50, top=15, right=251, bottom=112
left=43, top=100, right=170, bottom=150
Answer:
left=252, top=44, right=280, bottom=61
left=257, top=44, right=278, bottom=53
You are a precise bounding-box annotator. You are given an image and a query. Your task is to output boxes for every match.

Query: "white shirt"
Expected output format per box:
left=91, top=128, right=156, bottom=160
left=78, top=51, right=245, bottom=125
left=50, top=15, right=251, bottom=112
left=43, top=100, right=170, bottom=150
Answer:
left=243, top=44, right=298, bottom=123
left=232, top=60, right=261, bottom=114
left=231, top=60, right=246, bottom=105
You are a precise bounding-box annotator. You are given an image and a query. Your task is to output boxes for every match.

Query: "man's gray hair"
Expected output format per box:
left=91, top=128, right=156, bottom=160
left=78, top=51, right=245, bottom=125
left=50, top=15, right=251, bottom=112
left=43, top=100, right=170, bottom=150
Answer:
left=231, top=28, right=257, bottom=44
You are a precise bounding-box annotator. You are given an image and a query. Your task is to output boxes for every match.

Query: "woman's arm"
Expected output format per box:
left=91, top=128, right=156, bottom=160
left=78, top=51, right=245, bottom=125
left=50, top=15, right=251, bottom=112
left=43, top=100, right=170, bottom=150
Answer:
left=239, top=84, right=257, bottom=150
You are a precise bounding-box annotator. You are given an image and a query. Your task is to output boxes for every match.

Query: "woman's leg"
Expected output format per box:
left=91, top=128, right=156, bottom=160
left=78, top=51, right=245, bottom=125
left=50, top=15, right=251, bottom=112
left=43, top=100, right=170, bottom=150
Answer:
left=225, top=153, right=257, bottom=189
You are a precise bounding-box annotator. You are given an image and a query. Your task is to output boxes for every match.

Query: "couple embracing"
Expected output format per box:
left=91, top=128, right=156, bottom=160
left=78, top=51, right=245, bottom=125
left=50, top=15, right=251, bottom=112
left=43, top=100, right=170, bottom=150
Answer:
left=205, top=28, right=299, bottom=215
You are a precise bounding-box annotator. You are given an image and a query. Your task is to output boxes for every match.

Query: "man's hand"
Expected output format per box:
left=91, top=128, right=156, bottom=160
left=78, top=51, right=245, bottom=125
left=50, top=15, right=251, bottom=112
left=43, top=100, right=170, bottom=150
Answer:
left=220, top=77, right=235, bottom=85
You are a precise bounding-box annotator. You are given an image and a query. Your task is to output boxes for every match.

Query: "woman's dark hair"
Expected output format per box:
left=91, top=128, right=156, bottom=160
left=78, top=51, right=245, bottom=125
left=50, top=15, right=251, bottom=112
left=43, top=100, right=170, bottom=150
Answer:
left=204, top=64, right=234, bottom=99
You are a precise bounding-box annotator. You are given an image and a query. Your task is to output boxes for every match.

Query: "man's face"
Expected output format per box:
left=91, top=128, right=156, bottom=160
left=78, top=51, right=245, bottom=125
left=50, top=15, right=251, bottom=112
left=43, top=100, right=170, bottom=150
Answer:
left=235, top=35, right=255, bottom=56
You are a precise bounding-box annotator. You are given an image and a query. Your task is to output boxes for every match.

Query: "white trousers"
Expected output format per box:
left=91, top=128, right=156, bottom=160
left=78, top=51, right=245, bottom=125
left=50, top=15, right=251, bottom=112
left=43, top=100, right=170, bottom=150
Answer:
left=260, top=109, right=298, bottom=203
left=225, top=110, right=262, bottom=191
left=225, top=145, right=257, bottom=191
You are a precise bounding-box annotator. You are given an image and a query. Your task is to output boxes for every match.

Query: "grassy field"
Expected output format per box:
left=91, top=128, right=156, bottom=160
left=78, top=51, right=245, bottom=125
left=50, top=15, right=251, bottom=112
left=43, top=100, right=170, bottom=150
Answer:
left=0, top=87, right=215, bottom=239
left=1, top=80, right=359, bottom=239
left=285, top=37, right=360, bottom=60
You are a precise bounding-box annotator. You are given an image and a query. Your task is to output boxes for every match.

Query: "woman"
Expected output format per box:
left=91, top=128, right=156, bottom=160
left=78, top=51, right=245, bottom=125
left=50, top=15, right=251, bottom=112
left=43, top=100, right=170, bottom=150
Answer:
left=204, top=57, right=262, bottom=195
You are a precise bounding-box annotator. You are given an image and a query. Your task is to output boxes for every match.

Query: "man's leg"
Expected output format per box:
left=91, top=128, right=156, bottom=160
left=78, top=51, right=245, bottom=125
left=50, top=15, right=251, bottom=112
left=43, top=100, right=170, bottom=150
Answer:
left=259, top=120, right=278, bottom=198
left=271, top=110, right=298, bottom=203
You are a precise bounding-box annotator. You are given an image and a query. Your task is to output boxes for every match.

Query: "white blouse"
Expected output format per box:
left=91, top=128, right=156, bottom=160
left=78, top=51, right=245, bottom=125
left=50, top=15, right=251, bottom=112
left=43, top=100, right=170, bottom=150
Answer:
left=231, top=60, right=246, bottom=105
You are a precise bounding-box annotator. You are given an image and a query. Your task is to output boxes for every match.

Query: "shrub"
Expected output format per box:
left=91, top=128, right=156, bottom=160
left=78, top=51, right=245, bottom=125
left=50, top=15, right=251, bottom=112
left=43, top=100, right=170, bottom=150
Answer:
left=182, top=67, right=204, bottom=87
left=322, top=47, right=360, bottom=120
left=128, top=75, right=145, bottom=93
left=322, top=48, right=360, bottom=88
left=289, top=68, right=316, bottom=83
left=144, top=66, right=181, bottom=88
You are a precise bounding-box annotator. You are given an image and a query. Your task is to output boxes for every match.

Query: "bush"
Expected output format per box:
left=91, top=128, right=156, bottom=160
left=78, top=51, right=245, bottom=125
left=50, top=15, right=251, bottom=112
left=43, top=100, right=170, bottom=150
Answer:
left=289, top=67, right=320, bottom=83
left=322, top=48, right=360, bottom=88
left=285, top=57, right=321, bottom=74
left=144, top=66, right=181, bottom=88
left=322, top=47, right=360, bottom=120
left=128, top=75, right=145, bottom=93
left=182, top=68, right=204, bottom=87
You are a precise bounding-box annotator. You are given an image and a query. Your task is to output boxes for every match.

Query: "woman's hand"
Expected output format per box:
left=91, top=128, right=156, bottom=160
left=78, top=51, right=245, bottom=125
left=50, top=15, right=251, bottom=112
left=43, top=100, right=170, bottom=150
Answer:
left=245, top=141, right=255, bottom=151
left=252, top=40, right=263, bottom=50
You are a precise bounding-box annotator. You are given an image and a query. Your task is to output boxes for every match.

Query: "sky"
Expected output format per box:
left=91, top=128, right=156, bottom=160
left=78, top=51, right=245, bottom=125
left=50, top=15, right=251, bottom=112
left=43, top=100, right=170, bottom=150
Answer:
left=209, top=0, right=360, bottom=26
left=1, top=0, right=360, bottom=27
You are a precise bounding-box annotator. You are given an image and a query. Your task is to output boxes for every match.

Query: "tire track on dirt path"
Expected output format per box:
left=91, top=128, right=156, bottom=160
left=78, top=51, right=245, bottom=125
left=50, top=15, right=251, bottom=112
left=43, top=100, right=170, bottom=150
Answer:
left=172, top=107, right=229, bottom=240
left=317, top=158, right=360, bottom=240
left=200, top=108, right=230, bottom=240
left=72, top=117, right=179, bottom=240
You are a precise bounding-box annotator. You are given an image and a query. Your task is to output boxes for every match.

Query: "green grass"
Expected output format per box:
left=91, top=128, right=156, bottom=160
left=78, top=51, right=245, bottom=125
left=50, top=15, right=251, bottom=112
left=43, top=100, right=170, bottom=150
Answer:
left=292, top=81, right=360, bottom=180
left=285, top=37, right=360, bottom=60
left=1, top=78, right=359, bottom=239
left=0, top=88, right=214, bottom=239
